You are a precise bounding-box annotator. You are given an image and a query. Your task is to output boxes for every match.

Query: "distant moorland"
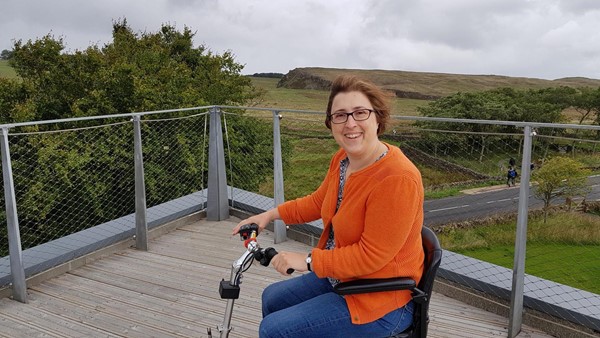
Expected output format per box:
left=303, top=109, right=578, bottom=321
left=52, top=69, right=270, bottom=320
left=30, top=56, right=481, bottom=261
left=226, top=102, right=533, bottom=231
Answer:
left=277, top=67, right=600, bottom=99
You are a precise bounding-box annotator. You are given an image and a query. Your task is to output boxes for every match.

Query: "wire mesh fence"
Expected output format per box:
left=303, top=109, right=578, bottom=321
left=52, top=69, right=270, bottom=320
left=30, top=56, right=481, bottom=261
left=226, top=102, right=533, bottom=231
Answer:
left=1, top=106, right=599, bottom=332
left=0, top=118, right=135, bottom=277
left=220, top=109, right=599, bottom=331
left=219, top=109, right=279, bottom=214
left=0, top=108, right=212, bottom=273
left=140, top=111, right=210, bottom=208
left=6, top=119, right=135, bottom=251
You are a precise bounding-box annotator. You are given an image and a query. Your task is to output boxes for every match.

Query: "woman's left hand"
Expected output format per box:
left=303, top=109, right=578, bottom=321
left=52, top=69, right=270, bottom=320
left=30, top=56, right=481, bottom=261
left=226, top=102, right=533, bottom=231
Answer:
left=271, top=251, right=309, bottom=276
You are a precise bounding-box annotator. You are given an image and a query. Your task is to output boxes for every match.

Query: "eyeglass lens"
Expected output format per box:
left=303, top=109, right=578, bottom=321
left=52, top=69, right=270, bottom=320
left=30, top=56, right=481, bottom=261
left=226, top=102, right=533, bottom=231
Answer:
left=330, top=109, right=372, bottom=124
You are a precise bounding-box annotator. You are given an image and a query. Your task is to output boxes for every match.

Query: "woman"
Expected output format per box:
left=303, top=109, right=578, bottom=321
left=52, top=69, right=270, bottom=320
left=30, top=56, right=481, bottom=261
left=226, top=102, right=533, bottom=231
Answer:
left=232, top=75, right=424, bottom=338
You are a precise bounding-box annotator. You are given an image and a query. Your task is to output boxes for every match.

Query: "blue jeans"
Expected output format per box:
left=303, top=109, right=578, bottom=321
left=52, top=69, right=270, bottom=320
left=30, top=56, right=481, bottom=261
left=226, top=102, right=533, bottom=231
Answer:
left=260, top=272, right=414, bottom=338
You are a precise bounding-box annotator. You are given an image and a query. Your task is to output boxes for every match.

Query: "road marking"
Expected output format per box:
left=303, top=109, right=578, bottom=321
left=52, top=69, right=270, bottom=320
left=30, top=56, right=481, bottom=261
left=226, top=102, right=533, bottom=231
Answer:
left=429, top=205, right=470, bottom=212
left=488, top=198, right=512, bottom=203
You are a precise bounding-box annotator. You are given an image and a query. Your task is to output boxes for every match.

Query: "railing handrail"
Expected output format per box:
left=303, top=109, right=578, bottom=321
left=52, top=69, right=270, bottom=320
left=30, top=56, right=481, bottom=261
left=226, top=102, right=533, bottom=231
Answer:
left=1, top=104, right=599, bottom=336
left=3, top=103, right=600, bottom=132
left=221, top=105, right=600, bottom=131
left=0, top=105, right=215, bottom=130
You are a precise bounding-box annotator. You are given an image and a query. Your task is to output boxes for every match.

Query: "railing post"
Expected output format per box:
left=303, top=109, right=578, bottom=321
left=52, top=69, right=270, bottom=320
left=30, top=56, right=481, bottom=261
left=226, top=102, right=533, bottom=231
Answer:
left=207, top=106, right=229, bottom=221
left=1, top=127, right=27, bottom=303
left=508, top=125, right=534, bottom=337
left=272, top=111, right=287, bottom=244
left=133, top=115, right=148, bottom=250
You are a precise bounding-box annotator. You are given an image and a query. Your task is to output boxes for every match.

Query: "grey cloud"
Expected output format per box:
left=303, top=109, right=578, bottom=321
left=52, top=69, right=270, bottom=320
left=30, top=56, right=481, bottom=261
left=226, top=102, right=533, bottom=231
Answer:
left=558, top=0, right=600, bottom=14
left=1, top=0, right=599, bottom=79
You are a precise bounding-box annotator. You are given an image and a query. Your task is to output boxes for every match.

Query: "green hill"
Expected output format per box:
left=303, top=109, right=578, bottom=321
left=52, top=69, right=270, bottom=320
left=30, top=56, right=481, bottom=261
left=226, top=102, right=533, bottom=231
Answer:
left=278, top=67, right=600, bottom=99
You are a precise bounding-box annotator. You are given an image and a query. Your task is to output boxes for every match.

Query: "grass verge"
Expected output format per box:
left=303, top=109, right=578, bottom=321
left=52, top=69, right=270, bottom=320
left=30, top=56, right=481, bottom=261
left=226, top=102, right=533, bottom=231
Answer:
left=438, top=211, right=600, bottom=293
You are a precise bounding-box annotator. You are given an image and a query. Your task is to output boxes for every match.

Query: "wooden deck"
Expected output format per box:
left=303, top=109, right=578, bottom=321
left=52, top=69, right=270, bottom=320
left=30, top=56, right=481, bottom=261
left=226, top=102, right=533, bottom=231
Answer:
left=0, top=217, right=554, bottom=337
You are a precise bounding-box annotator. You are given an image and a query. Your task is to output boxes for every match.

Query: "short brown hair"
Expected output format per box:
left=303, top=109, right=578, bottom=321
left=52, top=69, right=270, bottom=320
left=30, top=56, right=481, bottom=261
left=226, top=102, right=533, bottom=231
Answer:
left=325, top=75, right=393, bottom=135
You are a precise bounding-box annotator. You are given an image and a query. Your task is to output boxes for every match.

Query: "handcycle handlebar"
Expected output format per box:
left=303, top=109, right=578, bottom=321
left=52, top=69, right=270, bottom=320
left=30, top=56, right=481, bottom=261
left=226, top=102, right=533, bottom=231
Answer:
left=208, top=223, right=292, bottom=338
left=237, top=223, right=294, bottom=273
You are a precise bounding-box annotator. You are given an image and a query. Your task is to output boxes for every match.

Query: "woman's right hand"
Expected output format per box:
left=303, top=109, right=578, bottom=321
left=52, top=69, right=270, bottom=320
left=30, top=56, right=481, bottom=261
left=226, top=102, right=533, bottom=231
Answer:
left=232, top=208, right=280, bottom=235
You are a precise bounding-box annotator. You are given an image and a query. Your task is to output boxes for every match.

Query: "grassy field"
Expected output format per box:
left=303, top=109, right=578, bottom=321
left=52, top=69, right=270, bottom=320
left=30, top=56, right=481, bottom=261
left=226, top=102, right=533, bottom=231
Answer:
left=255, top=135, right=491, bottom=201
left=438, top=212, right=600, bottom=293
left=0, top=60, right=17, bottom=78
left=250, top=77, right=429, bottom=116
left=251, top=77, right=329, bottom=111
left=258, top=137, right=337, bottom=199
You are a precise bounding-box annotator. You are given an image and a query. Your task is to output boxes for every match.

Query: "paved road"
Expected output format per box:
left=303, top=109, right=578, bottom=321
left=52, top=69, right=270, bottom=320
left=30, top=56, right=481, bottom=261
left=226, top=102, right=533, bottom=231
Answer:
left=424, top=175, right=600, bottom=226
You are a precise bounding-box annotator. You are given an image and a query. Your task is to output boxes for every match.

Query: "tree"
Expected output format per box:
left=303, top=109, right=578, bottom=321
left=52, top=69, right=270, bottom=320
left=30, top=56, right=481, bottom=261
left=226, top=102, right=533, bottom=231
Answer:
left=533, top=157, right=591, bottom=223
left=0, top=49, right=13, bottom=60
left=415, top=88, right=566, bottom=162
left=4, top=20, right=262, bottom=123
left=571, top=87, right=600, bottom=138
left=0, top=20, right=290, bottom=255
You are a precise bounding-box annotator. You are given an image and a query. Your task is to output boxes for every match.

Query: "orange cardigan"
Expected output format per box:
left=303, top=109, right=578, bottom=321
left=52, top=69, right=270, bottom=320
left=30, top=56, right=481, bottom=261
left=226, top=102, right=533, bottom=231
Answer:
left=278, top=143, right=424, bottom=324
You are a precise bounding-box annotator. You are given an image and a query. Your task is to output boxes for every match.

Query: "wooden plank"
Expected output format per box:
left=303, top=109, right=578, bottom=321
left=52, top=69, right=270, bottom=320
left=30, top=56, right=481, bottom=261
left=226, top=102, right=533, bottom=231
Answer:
left=30, top=281, right=211, bottom=337
left=0, top=311, right=57, bottom=338
left=39, top=274, right=261, bottom=332
left=71, top=260, right=266, bottom=308
left=70, top=265, right=264, bottom=318
left=66, top=263, right=265, bottom=334
left=23, top=293, right=174, bottom=337
left=0, top=298, right=117, bottom=337
left=0, top=217, right=556, bottom=338
left=95, top=250, right=289, bottom=296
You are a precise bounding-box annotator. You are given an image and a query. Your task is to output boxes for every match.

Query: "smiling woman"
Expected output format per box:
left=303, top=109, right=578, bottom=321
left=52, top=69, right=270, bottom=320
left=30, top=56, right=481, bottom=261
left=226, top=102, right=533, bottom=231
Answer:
left=232, top=75, right=425, bottom=338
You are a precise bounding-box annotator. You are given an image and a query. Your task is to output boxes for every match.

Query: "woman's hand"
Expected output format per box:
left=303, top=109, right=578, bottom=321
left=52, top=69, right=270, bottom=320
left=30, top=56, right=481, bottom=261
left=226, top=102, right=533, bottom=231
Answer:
left=232, top=208, right=281, bottom=235
left=271, top=251, right=309, bottom=276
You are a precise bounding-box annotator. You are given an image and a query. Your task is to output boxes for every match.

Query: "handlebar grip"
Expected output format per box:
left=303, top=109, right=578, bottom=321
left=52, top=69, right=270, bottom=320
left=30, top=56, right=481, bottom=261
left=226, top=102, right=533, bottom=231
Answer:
left=239, top=223, right=260, bottom=241
left=257, top=248, right=294, bottom=274
left=258, top=247, right=278, bottom=266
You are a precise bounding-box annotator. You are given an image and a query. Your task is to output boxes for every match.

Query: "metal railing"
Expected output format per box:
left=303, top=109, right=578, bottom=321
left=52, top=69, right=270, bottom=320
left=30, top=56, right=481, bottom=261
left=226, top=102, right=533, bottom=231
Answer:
left=1, top=105, right=599, bottom=337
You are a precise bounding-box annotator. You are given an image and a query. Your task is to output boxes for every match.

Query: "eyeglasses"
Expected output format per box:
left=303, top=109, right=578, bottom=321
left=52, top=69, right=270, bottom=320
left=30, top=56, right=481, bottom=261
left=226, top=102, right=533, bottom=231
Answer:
left=329, top=109, right=375, bottom=124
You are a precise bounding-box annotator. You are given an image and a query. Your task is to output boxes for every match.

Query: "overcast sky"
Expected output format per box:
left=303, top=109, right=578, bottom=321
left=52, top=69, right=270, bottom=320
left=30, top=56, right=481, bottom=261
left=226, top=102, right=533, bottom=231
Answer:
left=1, top=0, right=600, bottom=80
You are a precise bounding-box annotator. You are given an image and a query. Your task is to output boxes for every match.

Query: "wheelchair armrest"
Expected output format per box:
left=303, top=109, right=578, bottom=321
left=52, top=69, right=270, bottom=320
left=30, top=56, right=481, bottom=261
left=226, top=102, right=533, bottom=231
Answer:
left=333, top=277, right=416, bottom=295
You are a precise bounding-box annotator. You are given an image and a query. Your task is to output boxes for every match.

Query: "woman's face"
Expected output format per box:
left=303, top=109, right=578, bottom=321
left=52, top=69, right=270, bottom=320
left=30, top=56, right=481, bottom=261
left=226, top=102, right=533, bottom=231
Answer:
left=330, top=91, right=379, bottom=157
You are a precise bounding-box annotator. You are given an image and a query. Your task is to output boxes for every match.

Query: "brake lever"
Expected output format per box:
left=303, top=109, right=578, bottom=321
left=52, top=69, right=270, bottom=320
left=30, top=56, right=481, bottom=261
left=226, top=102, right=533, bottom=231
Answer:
left=239, top=223, right=259, bottom=241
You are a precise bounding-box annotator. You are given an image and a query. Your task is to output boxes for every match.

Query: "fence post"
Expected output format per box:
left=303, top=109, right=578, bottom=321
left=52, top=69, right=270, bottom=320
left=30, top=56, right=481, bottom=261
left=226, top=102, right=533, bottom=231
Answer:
left=272, top=111, right=287, bottom=244
left=133, top=115, right=148, bottom=250
left=1, top=127, right=27, bottom=303
left=207, top=106, right=229, bottom=221
left=508, top=125, right=534, bottom=337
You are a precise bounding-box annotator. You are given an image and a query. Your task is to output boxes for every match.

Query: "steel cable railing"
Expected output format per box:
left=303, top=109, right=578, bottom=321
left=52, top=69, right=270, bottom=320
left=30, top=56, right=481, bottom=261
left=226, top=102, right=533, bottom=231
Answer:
left=1, top=106, right=599, bottom=334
